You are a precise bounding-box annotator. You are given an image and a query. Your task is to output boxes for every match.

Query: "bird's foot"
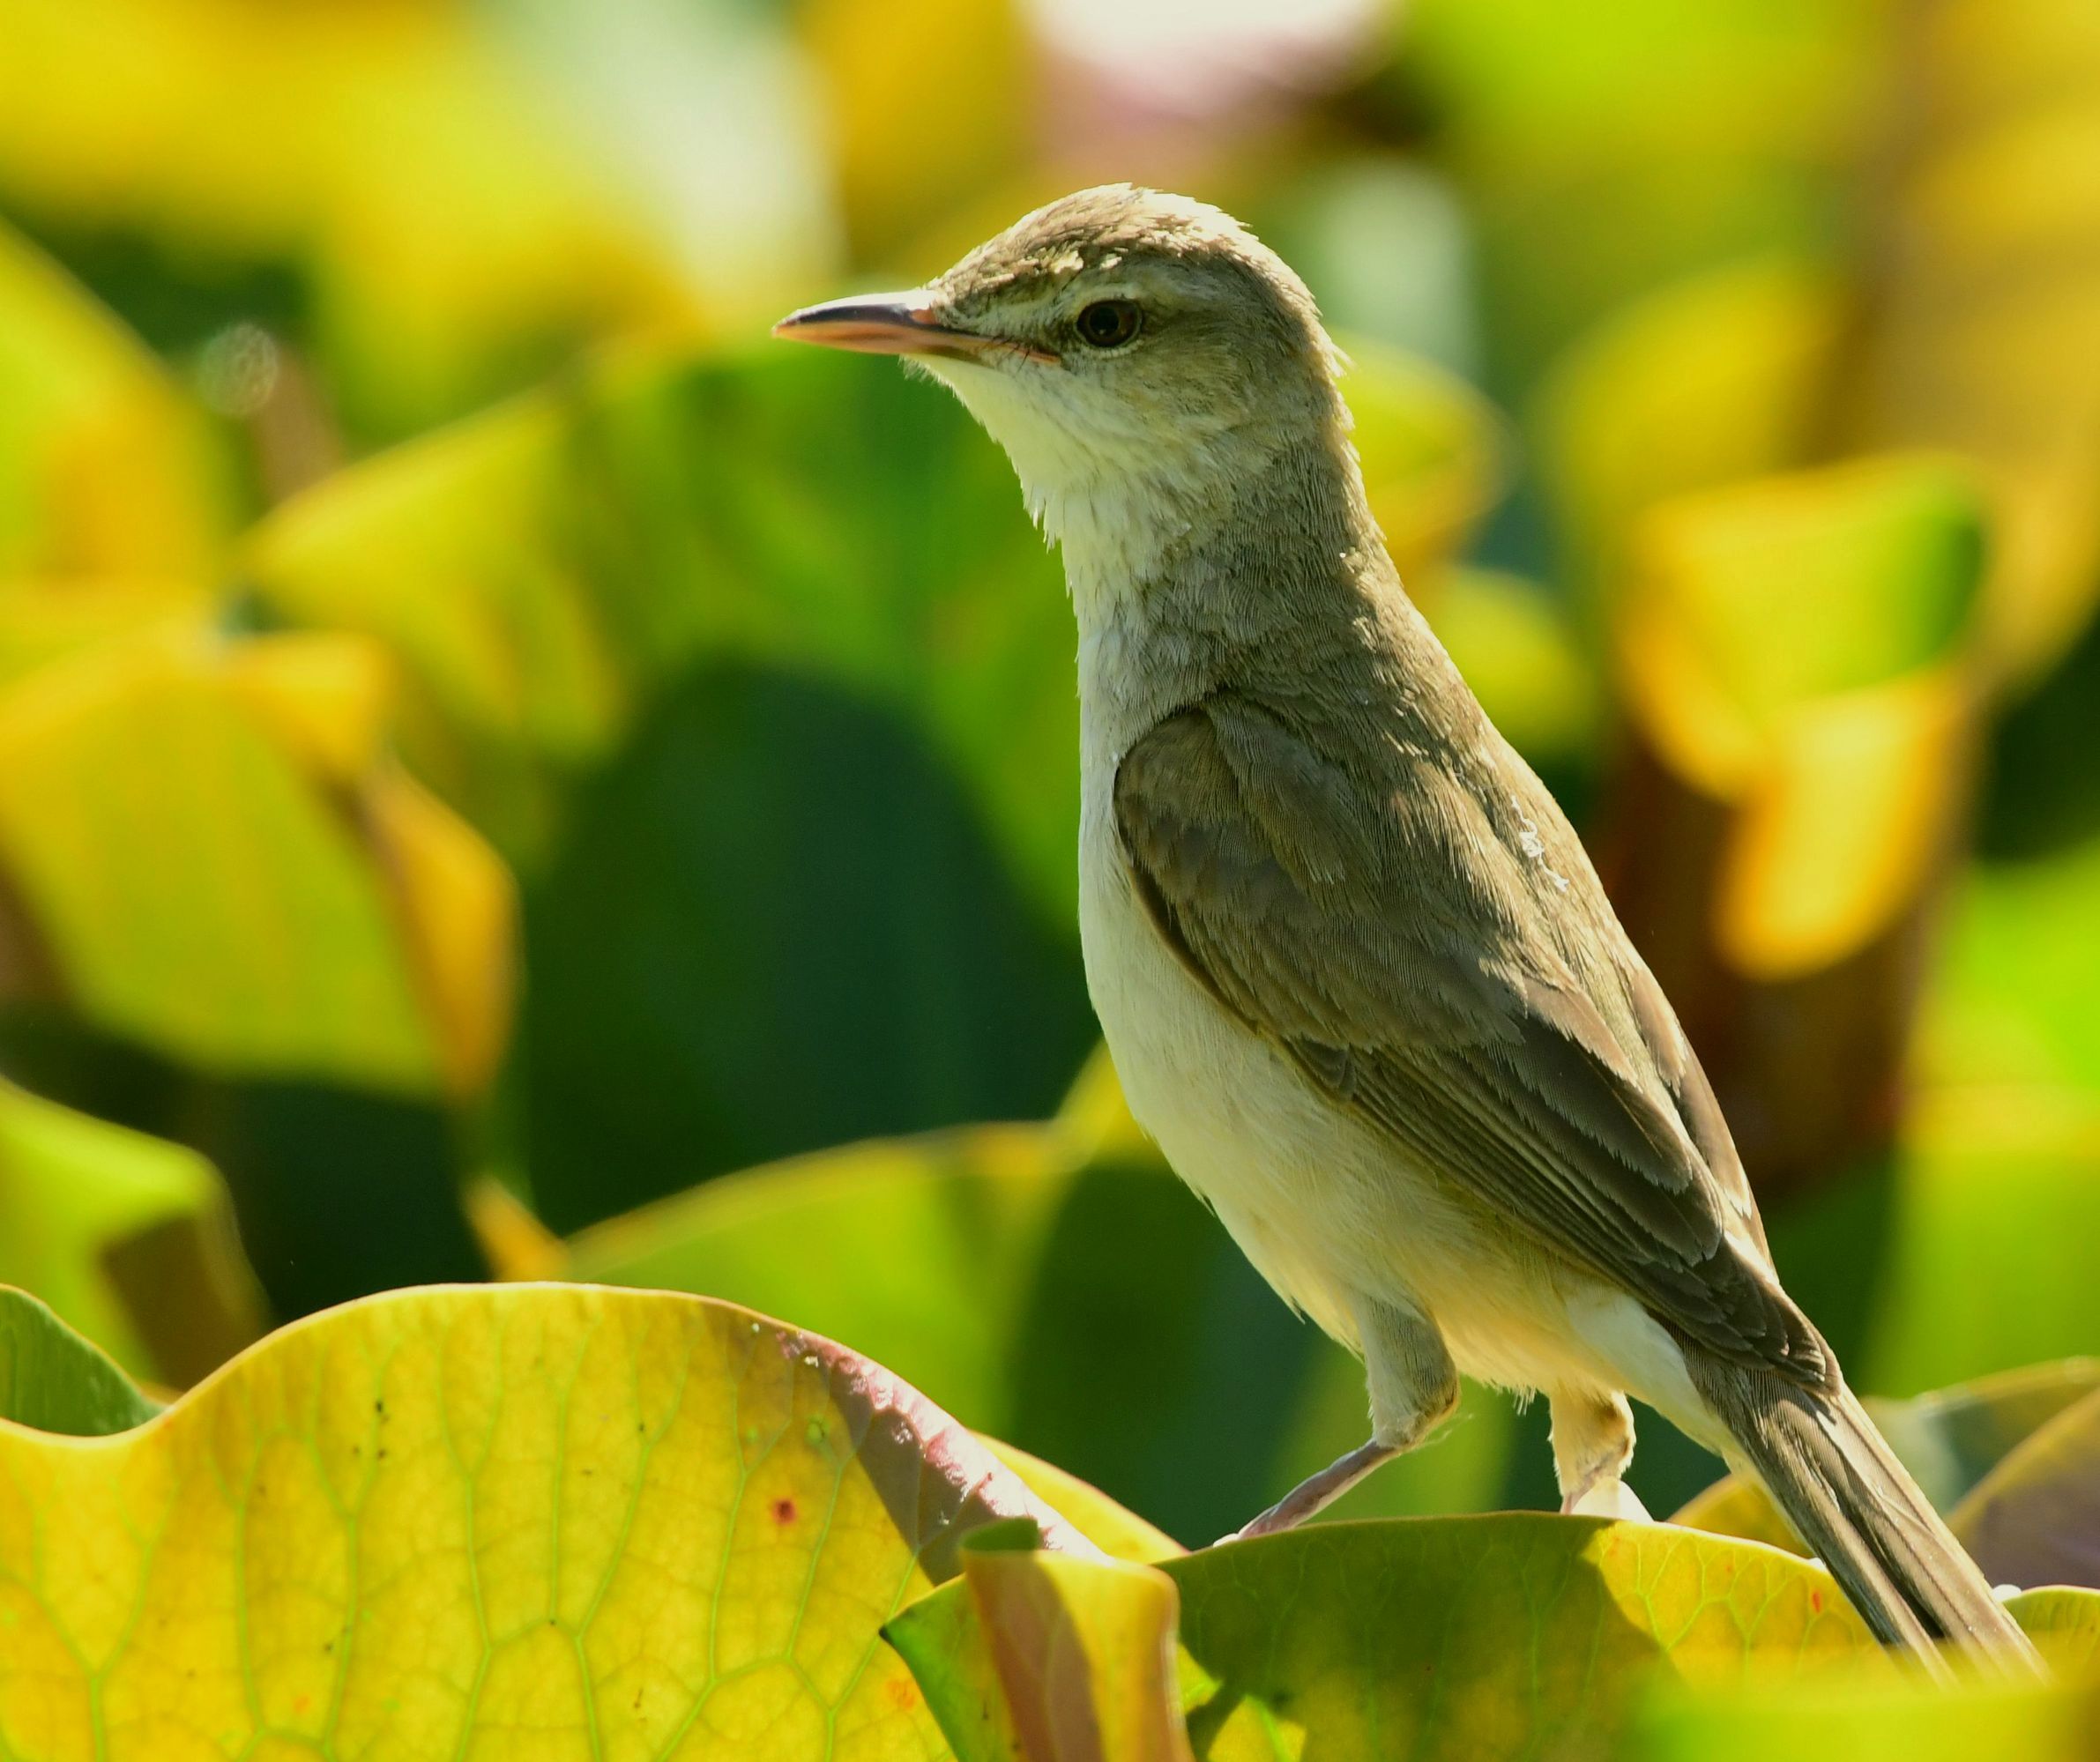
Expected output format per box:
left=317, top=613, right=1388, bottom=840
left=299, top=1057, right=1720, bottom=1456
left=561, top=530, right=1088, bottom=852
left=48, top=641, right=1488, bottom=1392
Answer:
left=1218, top=1436, right=1397, bottom=1544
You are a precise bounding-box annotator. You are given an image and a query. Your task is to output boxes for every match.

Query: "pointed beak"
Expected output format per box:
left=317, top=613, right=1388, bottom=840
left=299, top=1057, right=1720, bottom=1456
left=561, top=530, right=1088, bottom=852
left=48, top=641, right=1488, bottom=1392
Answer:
left=771, top=293, right=1054, bottom=365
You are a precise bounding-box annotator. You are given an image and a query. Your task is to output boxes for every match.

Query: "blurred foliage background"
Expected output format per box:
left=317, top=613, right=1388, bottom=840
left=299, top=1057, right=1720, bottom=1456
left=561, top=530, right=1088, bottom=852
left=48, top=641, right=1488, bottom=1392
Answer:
left=0, top=0, right=2096, bottom=1545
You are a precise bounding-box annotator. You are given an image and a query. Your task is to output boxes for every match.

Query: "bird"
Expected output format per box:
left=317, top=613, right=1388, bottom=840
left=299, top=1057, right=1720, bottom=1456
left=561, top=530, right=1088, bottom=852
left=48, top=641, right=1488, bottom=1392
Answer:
left=774, top=184, right=2040, bottom=1674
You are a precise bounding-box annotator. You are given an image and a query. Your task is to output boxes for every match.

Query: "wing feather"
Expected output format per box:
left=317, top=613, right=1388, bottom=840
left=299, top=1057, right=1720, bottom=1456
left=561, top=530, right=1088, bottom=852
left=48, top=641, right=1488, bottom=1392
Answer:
left=1113, top=692, right=1824, bottom=1379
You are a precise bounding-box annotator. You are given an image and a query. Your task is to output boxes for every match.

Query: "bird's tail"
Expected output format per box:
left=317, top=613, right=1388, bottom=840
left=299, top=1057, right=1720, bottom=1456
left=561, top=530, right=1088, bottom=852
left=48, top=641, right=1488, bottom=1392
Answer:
left=1686, top=1355, right=2043, bottom=1677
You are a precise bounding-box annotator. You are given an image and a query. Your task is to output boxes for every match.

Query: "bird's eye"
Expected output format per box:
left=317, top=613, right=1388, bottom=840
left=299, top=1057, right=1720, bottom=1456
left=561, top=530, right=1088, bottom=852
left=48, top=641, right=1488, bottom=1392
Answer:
left=1074, top=300, right=1143, bottom=349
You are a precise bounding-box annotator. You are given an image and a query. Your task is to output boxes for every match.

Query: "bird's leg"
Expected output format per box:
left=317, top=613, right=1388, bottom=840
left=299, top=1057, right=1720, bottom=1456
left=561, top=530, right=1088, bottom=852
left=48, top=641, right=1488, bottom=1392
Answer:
left=1228, top=1297, right=1456, bottom=1543
left=1551, top=1389, right=1639, bottom=1516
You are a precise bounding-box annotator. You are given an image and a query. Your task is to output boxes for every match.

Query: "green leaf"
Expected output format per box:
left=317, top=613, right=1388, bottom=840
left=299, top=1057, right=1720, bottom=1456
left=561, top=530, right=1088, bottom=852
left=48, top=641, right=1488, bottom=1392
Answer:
left=0, top=221, right=227, bottom=580
left=1917, top=832, right=2100, bottom=1103
left=0, top=1282, right=1098, bottom=1758
left=0, top=1077, right=257, bottom=1384
left=892, top=1515, right=1885, bottom=1761
left=518, top=660, right=1097, bottom=1226
left=2004, top=1586, right=2100, bottom=1674
left=0, top=1284, right=159, bottom=1435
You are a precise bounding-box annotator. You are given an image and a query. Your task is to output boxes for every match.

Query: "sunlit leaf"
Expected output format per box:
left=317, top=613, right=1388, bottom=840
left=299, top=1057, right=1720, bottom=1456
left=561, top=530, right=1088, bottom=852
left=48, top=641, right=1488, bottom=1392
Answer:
left=0, top=634, right=511, bottom=1097
left=1840, top=0, right=2100, bottom=687
left=0, top=1285, right=159, bottom=1436
left=797, top=0, right=1029, bottom=263
left=981, top=1441, right=1185, bottom=1566
left=0, top=577, right=209, bottom=691
left=0, top=222, right=227, bottom=579
left=2006, top=1586, right=2100, bottom=1673
left=0, top=1283, right=1098, bottom=1759
left=1402, top=0, right=1872, bottom=389
left=0, top=1078, right=257, bottom=1385
left=892, top=1516, right=1887, bottom=1761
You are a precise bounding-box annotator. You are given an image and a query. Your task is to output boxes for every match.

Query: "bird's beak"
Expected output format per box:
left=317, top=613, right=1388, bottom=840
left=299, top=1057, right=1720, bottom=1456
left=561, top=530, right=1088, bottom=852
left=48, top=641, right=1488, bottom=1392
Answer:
left=771, top=293, right=1054, bottom=365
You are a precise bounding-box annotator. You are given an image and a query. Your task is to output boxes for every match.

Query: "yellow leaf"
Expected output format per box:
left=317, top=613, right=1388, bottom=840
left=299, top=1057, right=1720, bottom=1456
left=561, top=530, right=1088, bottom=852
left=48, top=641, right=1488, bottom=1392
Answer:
left=464, top=1175, right=569, bottom=1284
left=980, top=1441, right=1187, bottom=1566
left=1718, top=666, right=1977, bottom=978
left=243, top=390, right=631, bottom=859
left=0, top=1282, right=1092, bottom=1759
left=220, top=631, right=394, bottom=788
left=0, top=223, right=227, bottom=580
left=366, top=764, right=518, bottom=1097
left=963, top=1543, right=1194, bottom=1762
left=1617, top=457, right=1988, bottom=971
left=0, top=641, right=437, bottom=1088
left=0, top=577, right=209, bottom=689
left=1843, top=0, right=2100, bottom=687
left=1539, top=257, right=1845, bottom=591
left=1344, top=337, right=1506, bottom=591
left=798, top=0, right=1030, bottom=261
left=0, top=1080, right=258, bottom=1386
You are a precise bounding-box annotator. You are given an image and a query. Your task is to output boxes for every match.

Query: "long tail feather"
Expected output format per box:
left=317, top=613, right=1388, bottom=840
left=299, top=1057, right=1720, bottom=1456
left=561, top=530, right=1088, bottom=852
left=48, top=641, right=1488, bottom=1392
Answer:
left=1687, top=1355, right=2044, bottom=1677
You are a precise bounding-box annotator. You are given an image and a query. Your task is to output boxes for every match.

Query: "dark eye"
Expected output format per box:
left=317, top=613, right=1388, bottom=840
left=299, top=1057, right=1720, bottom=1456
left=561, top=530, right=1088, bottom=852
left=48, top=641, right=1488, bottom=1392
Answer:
left=1075, top=300, right=1143, bottom=349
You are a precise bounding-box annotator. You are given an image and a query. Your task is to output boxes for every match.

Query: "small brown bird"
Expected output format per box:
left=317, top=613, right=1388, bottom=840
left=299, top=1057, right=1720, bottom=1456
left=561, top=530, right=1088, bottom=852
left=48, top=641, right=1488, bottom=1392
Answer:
left=776, top=185, right=2039, bottom=1673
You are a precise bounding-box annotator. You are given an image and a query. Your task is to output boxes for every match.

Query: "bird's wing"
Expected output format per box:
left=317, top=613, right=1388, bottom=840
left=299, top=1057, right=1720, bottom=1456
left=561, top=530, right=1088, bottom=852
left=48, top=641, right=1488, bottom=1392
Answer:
left=1113, top=691, right=1824, bottom=1379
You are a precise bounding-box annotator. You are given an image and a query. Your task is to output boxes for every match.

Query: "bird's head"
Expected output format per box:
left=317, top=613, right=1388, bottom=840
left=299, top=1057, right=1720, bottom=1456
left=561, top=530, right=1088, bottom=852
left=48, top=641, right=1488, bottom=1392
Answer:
left=774, top=186, right=1349, bottom=556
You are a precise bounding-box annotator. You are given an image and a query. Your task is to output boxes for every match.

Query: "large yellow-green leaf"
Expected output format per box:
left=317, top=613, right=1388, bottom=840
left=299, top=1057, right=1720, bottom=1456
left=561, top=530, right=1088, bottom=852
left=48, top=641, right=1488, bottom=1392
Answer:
left=0, top=223, right=227, bottom=579
left=890, top=1515, right=1888, bottom=1761
left=1675, top=1359, right=2100, bottom=1560
left=0, top=631, right=513, bottom=1097
left=0, top=1282, right=1106, bottom=1761
left=0, top=1286, right=160, bottom=1437
left=0, top=1079, right=257, bottom=1386
left=567, top=1104, right=1520, bottom=1551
